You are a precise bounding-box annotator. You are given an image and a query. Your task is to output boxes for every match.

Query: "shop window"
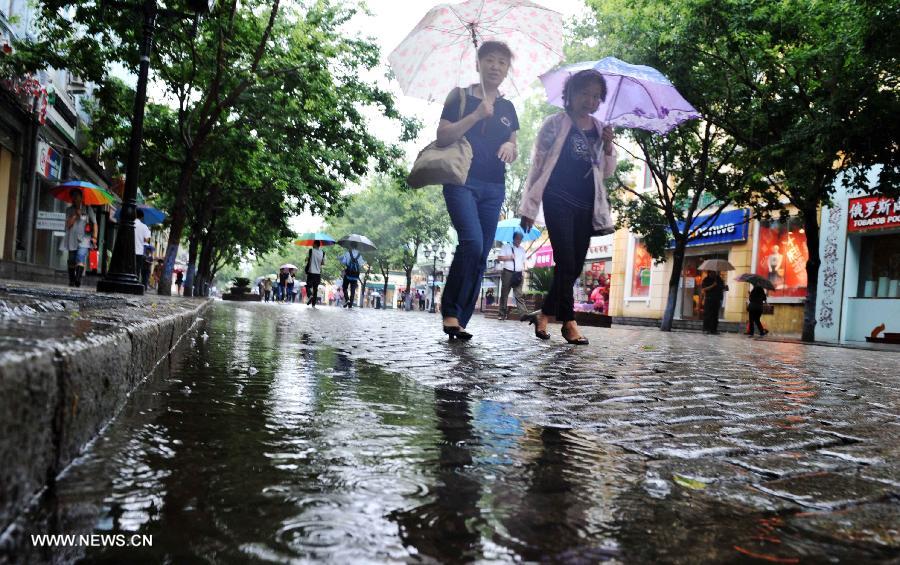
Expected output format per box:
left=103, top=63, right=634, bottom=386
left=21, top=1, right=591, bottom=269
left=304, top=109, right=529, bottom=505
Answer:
left=756, top=217, right=808, bottom=299
left=577, top=259, right=611, bottom=313
left=856, top=232, right=900, bottom=298
left=628, top=237, right=651, bottom=299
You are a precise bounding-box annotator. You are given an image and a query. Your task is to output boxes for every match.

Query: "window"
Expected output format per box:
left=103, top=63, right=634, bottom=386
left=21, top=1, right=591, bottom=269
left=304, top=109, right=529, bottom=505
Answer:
left=856, top=232, right=900, bottom=298
left=756, top=217, right=808, bottom=299
left=628, top=237, right=651, bottom=299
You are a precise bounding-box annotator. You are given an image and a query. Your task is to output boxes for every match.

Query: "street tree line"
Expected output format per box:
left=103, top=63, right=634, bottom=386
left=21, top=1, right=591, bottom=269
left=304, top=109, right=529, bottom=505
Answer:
left=4, top=0, right=417, bottom=296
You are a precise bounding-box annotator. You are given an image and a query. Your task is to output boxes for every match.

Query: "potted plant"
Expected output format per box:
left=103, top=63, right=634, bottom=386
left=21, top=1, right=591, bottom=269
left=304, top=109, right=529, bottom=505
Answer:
left=524, top=266, right=553, bottom=311
left=222, top=277, right=261, bottom=301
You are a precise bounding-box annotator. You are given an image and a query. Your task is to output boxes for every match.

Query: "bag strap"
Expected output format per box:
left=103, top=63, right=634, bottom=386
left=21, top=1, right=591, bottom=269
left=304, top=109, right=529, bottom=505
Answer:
left=458, top=86, right=466, bottom=118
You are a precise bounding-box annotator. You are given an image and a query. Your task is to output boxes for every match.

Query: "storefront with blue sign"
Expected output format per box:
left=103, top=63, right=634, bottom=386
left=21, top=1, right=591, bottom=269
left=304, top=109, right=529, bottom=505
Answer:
left=672, top=209, right=751, bottom=321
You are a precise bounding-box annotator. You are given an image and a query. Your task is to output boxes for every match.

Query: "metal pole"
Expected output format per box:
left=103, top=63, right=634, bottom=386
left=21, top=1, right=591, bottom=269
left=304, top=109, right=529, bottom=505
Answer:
left=429, top=255, right=437, bottom=313
left=97, top=0, right=156, bottom=294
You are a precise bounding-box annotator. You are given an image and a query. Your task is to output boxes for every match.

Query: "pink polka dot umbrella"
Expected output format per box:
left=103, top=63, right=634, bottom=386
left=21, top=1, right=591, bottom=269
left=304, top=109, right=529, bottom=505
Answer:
left=388, top=0, right=564, bottom=102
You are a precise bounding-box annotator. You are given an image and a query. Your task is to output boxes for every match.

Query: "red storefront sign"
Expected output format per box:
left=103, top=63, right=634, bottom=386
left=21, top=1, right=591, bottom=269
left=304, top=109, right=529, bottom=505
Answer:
left=848, top=195, right=900, bottom=232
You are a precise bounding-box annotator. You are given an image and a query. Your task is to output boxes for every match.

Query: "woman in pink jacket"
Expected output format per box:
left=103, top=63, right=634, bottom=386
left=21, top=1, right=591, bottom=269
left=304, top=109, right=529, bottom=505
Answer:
left=519, top=70, right=617, bottom=345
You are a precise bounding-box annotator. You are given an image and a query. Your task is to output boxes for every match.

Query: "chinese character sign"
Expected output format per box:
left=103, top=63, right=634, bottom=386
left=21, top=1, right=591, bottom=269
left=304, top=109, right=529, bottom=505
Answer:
left=756, top=220, right=809, bottom=298
left=848, top=196, right=900, bottom=232
left=631, top=238, right=651, bottom=298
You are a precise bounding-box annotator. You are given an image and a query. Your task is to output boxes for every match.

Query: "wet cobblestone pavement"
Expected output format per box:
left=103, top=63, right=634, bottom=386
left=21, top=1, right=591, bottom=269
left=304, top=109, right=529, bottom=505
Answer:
left=11, top=302, right=900, bottom=563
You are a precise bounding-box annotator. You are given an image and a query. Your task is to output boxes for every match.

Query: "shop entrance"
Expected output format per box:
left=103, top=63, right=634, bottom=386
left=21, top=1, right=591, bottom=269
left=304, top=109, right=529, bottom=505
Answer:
left=676, top=252, right=729, bottom=320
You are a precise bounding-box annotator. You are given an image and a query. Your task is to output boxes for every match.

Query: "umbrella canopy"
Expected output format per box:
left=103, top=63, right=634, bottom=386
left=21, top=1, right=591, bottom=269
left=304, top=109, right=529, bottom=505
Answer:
left=294, top=232, right=336, bottom=246
left=114, top=203, right=167, bottom=226
left=541, top=57, right=701, bottom=134
left=50, top=180, right=120, bottom=206
left=338, top=234, right=377, bottom=251
left=495, top=218, right=540, bottom=242
left=388, top=0, right=564, bottom=101
left=737, top=273, right=775, bottom=290
left=279, top=263, right=298, bottom=271
left=698, top=259, right=735, bottom=272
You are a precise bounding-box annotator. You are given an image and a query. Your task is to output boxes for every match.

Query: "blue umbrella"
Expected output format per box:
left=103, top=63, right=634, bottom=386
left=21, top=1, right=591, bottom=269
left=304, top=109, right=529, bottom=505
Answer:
left=115, top=204, right=167, bottom=226
left=495, top=218, right=540, bottom=243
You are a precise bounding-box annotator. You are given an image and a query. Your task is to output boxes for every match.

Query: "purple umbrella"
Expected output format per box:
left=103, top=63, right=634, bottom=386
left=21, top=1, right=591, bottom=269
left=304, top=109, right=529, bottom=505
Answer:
left=540, top=57, right=700, bottom=134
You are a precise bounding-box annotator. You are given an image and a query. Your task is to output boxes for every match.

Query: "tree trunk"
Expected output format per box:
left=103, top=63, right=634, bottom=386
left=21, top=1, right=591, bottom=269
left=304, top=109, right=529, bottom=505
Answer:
left=800, top=206, right=821, bottom=342
left=405, top=267, right=413, bottom=296
left=195, top=232, right=215, bottom=297
left=661, top=242, right=687, bottom=331
left=158, top=158, right=196, bottom=295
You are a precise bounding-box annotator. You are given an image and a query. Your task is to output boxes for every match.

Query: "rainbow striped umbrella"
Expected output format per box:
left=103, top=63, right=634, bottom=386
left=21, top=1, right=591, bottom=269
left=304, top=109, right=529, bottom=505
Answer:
left=294, top=232, right=336, bottom=246
left=50, top=180, right=120, bottom=206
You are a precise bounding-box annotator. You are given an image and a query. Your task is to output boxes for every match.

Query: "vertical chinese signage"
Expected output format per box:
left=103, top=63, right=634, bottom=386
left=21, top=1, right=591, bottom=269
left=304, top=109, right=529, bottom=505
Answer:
left=757, top=218, right=809, bottom=298
left=630, top=237, right=651, bottom=298
left=847, top=195, right=900, bottom=232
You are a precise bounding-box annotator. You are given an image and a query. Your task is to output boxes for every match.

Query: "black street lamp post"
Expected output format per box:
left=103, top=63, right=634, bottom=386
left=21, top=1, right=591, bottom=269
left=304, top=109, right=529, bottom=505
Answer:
left=98, top=0, right=211, bottom=295
left=423, top=243, right=446, bottom=314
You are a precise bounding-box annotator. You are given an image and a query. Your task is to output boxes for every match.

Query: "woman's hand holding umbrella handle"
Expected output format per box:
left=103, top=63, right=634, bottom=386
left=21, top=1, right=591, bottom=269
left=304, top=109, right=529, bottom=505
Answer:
left=601, top=126, right=615, bottom=155
left=476, top=97, right=494, bottom=120
left=520, top=216, right=534, bottom=233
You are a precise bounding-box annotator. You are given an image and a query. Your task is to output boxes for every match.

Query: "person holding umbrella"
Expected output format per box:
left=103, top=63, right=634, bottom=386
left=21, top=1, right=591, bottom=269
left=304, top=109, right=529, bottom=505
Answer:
left=436, top=40, right=520, bottom=339
left=519, top=69, right=618, bottom=345
left=339, top=243, right=365, bottom=308
left=701, top=271, right=726, bottom=334
left=62, top=188, right=97, bottom=287
left=747, top=281, right=769, bottom=336
left=304, top=241, right=325, bottom=308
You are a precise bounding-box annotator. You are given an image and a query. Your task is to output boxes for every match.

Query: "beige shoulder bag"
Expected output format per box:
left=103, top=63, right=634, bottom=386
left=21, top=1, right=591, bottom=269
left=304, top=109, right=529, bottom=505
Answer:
left=407, top=87, right=473, bottom=189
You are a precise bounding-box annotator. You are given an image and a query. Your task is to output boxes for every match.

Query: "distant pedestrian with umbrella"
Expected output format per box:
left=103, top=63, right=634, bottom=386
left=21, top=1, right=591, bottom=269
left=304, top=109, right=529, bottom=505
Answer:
left=337, top=234, right=375, bottom=309
left=519, top=70, right=618, bottom=345
left=701, top=270, right=726, bottom=334
left=497, top=230, right=527, bottom=321
left=738, top=273, right=773, bottom=336
left=61, top=187, right=97, bottom=288
left=304, top=241, right=325, bottom=308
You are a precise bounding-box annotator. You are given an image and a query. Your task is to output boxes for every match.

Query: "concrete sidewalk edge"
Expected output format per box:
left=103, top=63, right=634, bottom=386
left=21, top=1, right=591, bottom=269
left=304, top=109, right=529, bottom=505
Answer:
left=0, top=298, right=211, bottom=541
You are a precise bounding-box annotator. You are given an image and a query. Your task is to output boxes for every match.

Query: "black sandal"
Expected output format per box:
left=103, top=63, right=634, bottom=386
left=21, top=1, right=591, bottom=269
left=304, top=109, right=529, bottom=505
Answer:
left=561, top=325, right=589, bottom=345
left=457, top=330, right=473, bottom=340
left=443, top=324, right=461, bottom=339
left=521, top=312, right=551, bottom=340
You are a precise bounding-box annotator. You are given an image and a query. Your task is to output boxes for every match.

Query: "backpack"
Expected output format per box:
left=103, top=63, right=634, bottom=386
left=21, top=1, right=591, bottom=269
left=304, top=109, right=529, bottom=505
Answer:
left=346, top=252, right=360, bottom=278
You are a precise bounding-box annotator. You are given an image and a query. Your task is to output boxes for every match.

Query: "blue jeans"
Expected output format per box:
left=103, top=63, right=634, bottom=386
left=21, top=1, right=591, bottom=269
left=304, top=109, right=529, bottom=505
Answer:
left=441, top=178, right=505, bottom=328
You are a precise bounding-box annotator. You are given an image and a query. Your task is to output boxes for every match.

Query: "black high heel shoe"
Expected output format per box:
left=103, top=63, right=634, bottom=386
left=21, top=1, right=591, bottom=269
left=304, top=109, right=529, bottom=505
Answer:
left=443, top=325, right=461, bottom=339
left=521, top=311, right=551, bottom=340
left=561, top=325, right=589, bottom=345
left=456, top=329, right=473, bottom=340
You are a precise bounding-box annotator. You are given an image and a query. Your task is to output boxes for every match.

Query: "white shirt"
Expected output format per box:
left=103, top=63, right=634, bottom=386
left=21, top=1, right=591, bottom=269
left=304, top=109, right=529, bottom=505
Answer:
left=307, top=248, right=325, bottom=274
left=134, top=219, right=152, bottom=255
left=500, top=243, right=526, bottom=272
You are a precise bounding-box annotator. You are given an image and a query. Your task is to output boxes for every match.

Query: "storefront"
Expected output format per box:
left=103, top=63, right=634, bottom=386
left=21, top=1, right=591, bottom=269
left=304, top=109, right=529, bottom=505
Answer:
left=673, top=209, right=750, bottom=321
left=576, top=235, right=613, bottom=314
left=816, top=177, right=900, bottom=343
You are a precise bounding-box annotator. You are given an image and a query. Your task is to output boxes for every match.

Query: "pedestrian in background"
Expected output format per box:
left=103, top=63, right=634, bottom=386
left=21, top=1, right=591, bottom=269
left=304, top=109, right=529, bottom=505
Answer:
left=134, top=209, right=152, bottom=289
left=63, top=188, right=97, bottom=288
left=277, top=268, right=288, bottom=302
left=286, top=270, right=296, bottom=303
left=305, top=240, right=325, bottom=308
left=175, top=270, right=184, bottom=295
left=263, top=277, right=272, bottom=303
left=520, top=69, right=617, bottom=345
left=497, top=231, right=527, bottom=321
left=747, top=282, right=769, bottom=336
left=436, top=40, right=519, bottom=340
left=339, top=244, right=364, bottom=308
left=701, top=270, right=725, bottom=334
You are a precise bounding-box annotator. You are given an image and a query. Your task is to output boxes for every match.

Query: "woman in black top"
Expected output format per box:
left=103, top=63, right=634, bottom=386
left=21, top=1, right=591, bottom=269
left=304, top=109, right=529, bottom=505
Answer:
left=435, top=41, right=519, bottom=340
left=747, top=283, right=769, bottom=336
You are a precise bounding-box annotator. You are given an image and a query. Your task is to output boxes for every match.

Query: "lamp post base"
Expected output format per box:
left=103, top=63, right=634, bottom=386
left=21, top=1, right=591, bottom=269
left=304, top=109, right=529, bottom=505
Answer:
left=97, top=274, right=145, bottom=295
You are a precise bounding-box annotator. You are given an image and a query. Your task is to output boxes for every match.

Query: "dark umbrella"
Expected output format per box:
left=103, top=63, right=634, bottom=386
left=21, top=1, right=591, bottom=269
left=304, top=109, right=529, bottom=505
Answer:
left=737, top=273, right=775, bottom=290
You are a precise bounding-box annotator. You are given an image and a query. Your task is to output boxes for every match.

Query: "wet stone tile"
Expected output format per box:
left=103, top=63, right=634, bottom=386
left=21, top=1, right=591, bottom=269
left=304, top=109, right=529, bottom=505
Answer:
left=788, top=503, right=900, bottom=550
left=729, top=429, right=844, bottom=452
left=619, top=435, right=746, bottom=460
left=728, top=451, right=855, bottom=480
left=753, top=472, right=893, bottom=510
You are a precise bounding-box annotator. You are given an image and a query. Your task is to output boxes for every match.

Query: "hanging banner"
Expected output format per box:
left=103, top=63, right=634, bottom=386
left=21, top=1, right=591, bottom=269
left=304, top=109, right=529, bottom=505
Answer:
left=36, top=141, right=62, bottom=179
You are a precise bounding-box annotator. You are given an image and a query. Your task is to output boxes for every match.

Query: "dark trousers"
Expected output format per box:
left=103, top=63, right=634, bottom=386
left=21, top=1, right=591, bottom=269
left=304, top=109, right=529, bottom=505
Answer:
left=343, top=277, right=357, bottom=306
left=748, top=304, right=765, bottom=335
left=703, top=298, right=722, bottom=333
left=306, top=273, right=321, bottom=305
left=542, top=195, right=593, bottom=322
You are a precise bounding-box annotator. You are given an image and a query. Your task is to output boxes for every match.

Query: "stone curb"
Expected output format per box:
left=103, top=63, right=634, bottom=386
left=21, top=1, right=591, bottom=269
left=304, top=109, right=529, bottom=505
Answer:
left=0, top=298, right=210, bottom=537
